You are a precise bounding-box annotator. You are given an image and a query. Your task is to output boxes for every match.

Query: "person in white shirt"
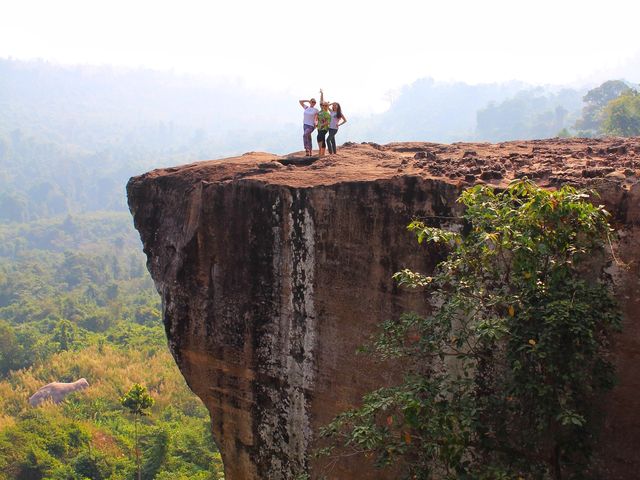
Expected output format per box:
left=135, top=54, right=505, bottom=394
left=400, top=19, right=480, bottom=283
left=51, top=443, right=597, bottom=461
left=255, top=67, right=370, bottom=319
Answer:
left=327, top=102, right=347, bottom=154
left=299, top=97, right=318, bottom=156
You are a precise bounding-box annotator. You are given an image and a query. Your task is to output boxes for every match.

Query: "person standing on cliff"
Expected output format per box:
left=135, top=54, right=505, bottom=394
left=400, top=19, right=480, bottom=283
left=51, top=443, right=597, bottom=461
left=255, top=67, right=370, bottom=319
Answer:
left=317, top=100, right=331, bottom=157
left=327, top=102, right=347, bottom=154
left=299, top=97, right=318, bottom=156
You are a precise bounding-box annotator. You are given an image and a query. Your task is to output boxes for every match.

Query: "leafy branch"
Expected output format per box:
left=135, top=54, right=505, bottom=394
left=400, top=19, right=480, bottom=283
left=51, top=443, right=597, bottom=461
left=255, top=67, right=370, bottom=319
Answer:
left=321, top=179, right=621, bottom=479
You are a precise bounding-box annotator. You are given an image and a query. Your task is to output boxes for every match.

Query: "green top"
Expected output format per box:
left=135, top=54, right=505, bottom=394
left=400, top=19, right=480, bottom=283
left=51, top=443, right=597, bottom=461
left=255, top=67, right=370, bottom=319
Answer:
left=317, top=110, right=331, bottom=131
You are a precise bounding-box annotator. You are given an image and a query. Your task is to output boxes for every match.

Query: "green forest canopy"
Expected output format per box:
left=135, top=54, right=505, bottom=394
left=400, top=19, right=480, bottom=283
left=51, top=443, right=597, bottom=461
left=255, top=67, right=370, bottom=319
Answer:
left=0, top=213, right=225, bottom=479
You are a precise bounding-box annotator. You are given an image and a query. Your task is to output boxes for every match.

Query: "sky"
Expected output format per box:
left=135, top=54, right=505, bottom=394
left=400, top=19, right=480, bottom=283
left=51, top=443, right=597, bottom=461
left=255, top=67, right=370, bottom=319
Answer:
left=2, top=0, right=640, bottom=113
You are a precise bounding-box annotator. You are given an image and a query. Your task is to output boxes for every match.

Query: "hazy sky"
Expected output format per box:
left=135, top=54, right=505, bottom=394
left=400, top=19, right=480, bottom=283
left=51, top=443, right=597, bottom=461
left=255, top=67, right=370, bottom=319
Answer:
left=2, top=0, right=639, bottom=112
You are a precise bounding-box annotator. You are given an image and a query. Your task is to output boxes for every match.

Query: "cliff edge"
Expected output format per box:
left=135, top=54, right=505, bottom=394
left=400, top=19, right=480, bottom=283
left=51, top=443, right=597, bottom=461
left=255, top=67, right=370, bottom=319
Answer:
left=127, top=139, right=640, bottom=479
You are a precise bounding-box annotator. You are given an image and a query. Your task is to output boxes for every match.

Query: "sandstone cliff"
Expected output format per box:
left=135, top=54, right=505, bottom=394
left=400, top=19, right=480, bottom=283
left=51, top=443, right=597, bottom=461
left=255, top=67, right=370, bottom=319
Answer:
left=127, top=138, right=640, bottom=479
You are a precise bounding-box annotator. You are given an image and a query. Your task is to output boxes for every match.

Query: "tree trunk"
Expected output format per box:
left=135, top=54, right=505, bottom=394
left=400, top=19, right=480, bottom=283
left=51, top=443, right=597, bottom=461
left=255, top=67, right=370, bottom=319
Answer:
left=135, top=415, right=141, bottom=480
left=553, top=443, right=562, bottom=480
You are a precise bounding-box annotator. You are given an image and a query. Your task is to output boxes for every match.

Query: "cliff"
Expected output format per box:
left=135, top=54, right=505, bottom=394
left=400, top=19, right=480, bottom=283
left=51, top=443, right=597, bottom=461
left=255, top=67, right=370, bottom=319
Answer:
left=127, top=138, right=640, bottom=479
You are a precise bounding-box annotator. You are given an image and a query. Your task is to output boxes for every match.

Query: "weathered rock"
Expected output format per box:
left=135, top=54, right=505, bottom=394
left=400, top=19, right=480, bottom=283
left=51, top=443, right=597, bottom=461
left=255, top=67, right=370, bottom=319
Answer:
left=414, top=150, right=437, bottom=161
left=480, top=169, right=503, bottom=180
left=583, top=167, right=615, bottom=178
left=128, top=138, right=640, bottom=480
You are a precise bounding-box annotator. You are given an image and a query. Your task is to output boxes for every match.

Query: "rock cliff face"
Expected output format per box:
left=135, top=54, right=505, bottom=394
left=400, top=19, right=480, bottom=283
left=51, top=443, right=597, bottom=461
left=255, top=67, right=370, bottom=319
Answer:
left=127, top=139, right=640, bottom=479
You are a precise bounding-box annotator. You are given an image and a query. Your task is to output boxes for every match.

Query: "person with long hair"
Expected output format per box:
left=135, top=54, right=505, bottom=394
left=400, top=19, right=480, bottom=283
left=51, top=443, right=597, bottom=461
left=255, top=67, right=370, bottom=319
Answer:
left=299, top=96, right=318, bottom=156
left=327, top=102, right=347, bottom=154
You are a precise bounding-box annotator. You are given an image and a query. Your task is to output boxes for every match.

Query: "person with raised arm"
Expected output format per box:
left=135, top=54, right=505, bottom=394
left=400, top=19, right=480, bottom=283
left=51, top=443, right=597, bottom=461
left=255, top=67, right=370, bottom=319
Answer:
left=316, top=89, right=331, bottom=157
left=299, top=96, right=319, bottom=156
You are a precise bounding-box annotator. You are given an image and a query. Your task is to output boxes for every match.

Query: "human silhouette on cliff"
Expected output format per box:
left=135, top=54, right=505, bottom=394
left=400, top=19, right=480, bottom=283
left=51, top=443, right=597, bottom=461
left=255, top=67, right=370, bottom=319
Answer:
left=299, top=89, right=347, bottom=156
left=316, top=89, right=331, bottom=157
left=327, top=101, right=347, bottom=154
left=299, top=96, right=318, bottom=156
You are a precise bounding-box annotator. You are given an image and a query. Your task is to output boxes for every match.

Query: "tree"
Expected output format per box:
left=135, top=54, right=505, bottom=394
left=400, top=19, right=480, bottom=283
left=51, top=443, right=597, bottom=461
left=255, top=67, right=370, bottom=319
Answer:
left=476, top=88, right=582, bottom=141
left=602, top=90, right=640, bottom=136
left=141, top=427, right=169, bottom=479
left=0, top=321, right=20, bottom=376
left=52, top=319, right=76, bottom=351
left=73, top=450, right=113, bottom=480
left=0, top=191, right=29, bottom=222
left=322, top=179, right=621, bottom=479
left=0, top=321, right=44, bottom=376
left=121, top=384, right=154, bottom=480
left=575, top=80, right=632, bottom=135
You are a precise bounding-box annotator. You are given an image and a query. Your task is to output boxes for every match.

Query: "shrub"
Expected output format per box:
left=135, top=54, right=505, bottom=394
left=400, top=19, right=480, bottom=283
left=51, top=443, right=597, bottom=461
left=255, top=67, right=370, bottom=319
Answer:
left=322, top=179, right=621, bottom=479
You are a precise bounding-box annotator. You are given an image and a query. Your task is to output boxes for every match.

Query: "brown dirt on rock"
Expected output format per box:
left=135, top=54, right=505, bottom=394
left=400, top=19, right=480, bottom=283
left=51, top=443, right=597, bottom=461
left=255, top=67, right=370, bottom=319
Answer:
left=135, top=137, right=640, bottom=192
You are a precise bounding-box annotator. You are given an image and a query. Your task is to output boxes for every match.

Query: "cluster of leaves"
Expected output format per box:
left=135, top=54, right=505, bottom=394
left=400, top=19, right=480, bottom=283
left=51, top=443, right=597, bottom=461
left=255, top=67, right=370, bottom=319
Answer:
left=0, top=213, right=225, bottom=479
left=474, top=78, right=640, bottom=140
left=602, top=90, right=640, bottom=137
left=573, top=80, right=640, bottom=137
left=321, top=179, right=620, bottom=479
left=0, top=408, right=116, bottom=480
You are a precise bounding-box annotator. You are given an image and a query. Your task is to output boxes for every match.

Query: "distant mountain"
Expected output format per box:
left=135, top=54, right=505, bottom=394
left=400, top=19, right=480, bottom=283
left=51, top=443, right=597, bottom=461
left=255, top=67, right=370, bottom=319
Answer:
left=0, top=59, right=302, bottom=221
left=354, top=78, right=526, bottom=142
left=0, top=58, right=611, bottom=222
left=0, top=58, right=300, bottom=156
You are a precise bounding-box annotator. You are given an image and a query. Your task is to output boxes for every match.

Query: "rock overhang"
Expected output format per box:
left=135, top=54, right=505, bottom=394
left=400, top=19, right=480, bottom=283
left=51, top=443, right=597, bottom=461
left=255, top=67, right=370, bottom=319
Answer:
left=128, top=138, right=640, bottom=480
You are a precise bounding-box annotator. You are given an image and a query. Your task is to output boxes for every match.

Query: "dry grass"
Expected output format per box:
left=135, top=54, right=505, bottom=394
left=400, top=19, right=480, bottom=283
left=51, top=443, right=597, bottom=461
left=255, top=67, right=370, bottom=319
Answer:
left=0, top=344, right=204, bottom=420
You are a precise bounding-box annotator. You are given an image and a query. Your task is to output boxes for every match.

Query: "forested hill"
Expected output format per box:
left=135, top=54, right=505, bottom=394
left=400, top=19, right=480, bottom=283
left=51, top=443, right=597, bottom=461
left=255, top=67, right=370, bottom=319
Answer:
left=0, top=211, right=228, bottom=478
left=0, top=59, right=303, bottom=222
left=1, top=58, right=636, bottom=223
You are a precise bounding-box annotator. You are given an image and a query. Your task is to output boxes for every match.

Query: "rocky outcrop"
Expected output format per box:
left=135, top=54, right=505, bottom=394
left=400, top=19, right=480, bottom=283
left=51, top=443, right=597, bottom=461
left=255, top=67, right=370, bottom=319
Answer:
left=127, top=138, right=640, bottom=479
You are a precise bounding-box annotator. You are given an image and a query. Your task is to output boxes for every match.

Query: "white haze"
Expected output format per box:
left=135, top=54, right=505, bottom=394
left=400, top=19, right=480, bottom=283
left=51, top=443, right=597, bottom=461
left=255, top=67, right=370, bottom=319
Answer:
left=1, top=0, right=640, bottom=114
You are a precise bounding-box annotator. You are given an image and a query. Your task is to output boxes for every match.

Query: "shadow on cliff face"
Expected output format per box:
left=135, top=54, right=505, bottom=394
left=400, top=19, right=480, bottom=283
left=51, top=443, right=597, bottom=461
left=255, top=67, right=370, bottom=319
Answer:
left=127, top=138, right=640, bottom=480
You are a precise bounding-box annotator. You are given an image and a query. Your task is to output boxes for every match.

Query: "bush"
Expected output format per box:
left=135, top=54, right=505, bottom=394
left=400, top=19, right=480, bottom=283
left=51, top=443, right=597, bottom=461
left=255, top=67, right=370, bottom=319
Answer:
left=602, top=90, right=640, bottom=136
left=73, top=450, right=113, bottom=480
left=322, top=179, right=621, bottom=479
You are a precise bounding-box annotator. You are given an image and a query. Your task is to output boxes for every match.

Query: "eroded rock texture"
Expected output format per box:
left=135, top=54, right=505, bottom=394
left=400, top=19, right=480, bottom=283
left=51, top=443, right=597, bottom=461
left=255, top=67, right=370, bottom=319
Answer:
left=128, top=139, right=640, bottom=479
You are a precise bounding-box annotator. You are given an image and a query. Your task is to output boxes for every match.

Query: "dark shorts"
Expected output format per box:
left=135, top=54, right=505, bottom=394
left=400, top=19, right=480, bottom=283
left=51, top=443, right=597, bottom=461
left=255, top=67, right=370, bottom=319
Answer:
left=317, top=129, right=328, bottom=144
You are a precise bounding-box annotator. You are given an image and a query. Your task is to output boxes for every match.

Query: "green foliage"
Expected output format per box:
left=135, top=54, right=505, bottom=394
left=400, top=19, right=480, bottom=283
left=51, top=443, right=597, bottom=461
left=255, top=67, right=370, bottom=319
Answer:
left=575, top=80, right=634, bottom=135
left=121, top=385, right=154, bottom=480
left=0, top=212, right=162, bottom=377
left=141, top=427, right=169, bottom=479
left=0, top=410, right=93, bottom=480
left=72, top=450, right=114, bottom=480
left=51, top=320, right=77, bottom=351
left=0, top=322, right=52, bottom=378
left=582, top=80, right=630, bottom=108
left=0, top=213, right=225, bottom=479
left=322, top=179, right=620, bottom=479
left=121, top=384, right=154, bottom=417
left=602, top=90, right=640, bottom=137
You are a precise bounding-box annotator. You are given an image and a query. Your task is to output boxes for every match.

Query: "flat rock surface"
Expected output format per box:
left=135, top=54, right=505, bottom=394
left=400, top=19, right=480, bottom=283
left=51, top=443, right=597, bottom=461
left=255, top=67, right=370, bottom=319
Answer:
left=134, top=138, right=640, bottom=190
